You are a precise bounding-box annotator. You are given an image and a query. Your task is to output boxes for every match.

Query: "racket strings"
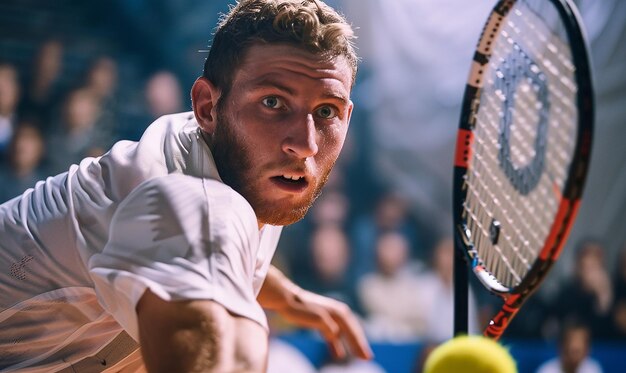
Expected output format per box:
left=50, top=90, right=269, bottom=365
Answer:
left=463, top=1, right=578, bottom=289
left=466, top=145, right=536, bottom=285
left=470, top=99, right=550, bottom=279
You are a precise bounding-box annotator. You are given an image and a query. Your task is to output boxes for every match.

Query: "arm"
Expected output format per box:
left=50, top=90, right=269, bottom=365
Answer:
left=258, top=265, right=373, bottom=360
left=89, top=176, right=268, bottom=372
left=137, top=289, right=268, bottom=373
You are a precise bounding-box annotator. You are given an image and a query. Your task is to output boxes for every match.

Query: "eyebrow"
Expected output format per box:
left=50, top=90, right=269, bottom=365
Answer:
left=250, top=76, right=349, bottom=105
left=320, top=91, right=349, bottom=105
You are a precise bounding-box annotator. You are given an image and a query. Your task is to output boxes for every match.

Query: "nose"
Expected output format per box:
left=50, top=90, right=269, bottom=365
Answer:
left=281, top=113, right=319, bottom=158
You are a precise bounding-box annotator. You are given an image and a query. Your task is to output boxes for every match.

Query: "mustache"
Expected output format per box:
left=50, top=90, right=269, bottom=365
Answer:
left=262, top=159, right=314, bottom=175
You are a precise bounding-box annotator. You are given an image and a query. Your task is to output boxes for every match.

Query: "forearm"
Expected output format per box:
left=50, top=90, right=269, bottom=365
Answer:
left=256, top=265, right=373, bottom=360
left=257, top=265, right=302, bottom=311
left=137, top=290, right=268, bottom=373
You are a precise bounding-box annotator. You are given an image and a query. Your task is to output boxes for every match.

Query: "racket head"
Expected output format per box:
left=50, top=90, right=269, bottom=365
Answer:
left=452, top=0, right=593, bottom=336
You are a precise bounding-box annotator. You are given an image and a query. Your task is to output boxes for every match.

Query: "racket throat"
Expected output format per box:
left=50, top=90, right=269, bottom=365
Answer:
left=473, top=264, right=509, bottom=294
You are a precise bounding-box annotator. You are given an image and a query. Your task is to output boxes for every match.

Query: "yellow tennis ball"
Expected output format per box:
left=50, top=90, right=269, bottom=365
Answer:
left=423, top=335, right=517, bottom=373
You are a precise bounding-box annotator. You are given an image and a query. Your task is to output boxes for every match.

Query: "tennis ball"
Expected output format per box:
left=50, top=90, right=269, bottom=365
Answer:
left=423, top=335, right=517, bottom=373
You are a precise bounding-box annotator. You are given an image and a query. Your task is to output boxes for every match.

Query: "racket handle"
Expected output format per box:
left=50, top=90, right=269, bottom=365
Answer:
left=453, top=241, right=469, bottom=336
left=484, top=294, right=521, bottom=341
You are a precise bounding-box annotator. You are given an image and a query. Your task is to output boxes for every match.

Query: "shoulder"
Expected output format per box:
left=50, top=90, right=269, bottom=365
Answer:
left=118, top=174, right=258, bottom=241
left=144, top=111, right=196, bottom=136
left=581, top=358, right=604, bottom=373
left=162, top=111, right=196, bottom=124
left=125, top=174, right=253, bottom=216
left=416, top=271, right=440, bottom=286
left=357, top=273, right=385, bottom=295
left=535, top=358, right=560, bottom=373
left=135, top=111, right=196, bottom=148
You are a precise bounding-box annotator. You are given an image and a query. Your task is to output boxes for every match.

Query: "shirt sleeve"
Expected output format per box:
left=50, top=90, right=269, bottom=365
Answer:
left=88, top=174, right=265, bottom=341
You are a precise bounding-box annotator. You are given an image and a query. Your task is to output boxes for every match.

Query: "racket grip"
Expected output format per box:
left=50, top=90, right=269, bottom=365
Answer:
left=453, top=236, right=469, bottom=336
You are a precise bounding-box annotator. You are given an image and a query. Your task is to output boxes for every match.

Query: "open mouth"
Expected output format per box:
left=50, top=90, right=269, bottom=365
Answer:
left=270, top=174, right=309, bottom=192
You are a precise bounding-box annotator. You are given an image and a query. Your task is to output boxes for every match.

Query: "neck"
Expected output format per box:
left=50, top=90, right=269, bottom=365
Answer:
left=199, top=128, right=214, bottom=150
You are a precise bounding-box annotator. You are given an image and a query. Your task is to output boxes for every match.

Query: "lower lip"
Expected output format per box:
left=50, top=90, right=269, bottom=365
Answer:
left=270, top=177, right=309, bottom=193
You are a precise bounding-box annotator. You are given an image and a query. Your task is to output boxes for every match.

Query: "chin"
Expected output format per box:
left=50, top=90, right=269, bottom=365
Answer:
left=255, top=200, right=312, bottom=226
left=241, top=178, right=326, bottom=226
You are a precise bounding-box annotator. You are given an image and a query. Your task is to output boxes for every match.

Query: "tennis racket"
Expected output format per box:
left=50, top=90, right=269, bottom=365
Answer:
left=452, top=0, right=594, bottom=340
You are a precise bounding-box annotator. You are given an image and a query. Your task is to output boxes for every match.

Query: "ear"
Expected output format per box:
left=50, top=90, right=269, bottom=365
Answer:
left=191, top=77, right=221, bottom=135
left=347, top=100, right=354, bottom=119
left=345, top=100, right=354, bottom=127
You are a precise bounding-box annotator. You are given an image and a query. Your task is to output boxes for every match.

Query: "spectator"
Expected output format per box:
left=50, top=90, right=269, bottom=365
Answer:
left=310, top=189, right=350, bottom=228
left=301, top=225, right=357, bottom=311
left=536, top=322, right=604, bottom=373
left=19, top=39, right=64, bottom=130
left=120, top=70, right=185, bottom=142
left=46, top=88, right=107, bottom=173
left=84, top=56, right=118, bottom=104
left=0, top=122, right=46, bottom=203
left=417, top=237, right=479, bottom=342
left=547, top=239, right=614, bottom=339
left=610, top=242, right=626, bottom=339
left=358, top=231, right=424, bottom=341
left=349, top=190, right=423, bottom=283
left=0, top=63, right=20, bottom=161
left=145, top=70, right=184, bottom=119
left=281, top=189, right=351, bottom=288
left=82, top=56, right=119, bottom=144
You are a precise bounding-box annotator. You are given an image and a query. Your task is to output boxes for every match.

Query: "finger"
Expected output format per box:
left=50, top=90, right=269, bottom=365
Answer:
left=327, top=336, right=346, bottom=360
left=282, top=300, right=347, bottom=359
left=329, top=303, right=373, bottom=360
left=290, top=309, right=346, bottom=359
left=282, top=302, right=340, bottom=335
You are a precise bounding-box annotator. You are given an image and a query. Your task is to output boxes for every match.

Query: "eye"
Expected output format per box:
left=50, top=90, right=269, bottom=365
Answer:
left=315, top=105, right=338, bottom=119
left=262, top=96, right=285, bottom=109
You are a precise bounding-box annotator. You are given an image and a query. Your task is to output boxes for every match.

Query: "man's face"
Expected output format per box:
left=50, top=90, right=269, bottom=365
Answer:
left=208, top=44, right=354, bottom=226
left=561, top=328, right=589, bottom=370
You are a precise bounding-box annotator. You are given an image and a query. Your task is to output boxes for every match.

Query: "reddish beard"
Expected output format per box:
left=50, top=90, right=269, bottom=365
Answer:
left=209, top=103, right=333, bottom=226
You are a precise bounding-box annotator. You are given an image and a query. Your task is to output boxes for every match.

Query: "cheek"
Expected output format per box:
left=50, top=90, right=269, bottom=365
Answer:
left=238, top=115, right=280, bottom=150
left=319, top=127, right=348, bottom=160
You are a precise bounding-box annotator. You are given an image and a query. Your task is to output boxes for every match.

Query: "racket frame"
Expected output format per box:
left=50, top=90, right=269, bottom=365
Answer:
left=452, top=0, right=594, bottom=340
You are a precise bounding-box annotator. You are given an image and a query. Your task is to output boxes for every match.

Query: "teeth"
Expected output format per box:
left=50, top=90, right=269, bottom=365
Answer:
left=282, top=175, right=303, bottom=181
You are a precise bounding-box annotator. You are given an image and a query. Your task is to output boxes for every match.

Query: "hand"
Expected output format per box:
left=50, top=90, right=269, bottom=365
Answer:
left=581, top=267, right=613, bottom=313
left=258, top=266, right=373, bottom=360
left=280, top=287, right=373, bottom=360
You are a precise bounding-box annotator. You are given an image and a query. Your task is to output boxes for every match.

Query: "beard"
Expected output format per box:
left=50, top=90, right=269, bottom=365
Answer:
left=209, top=104, right=333, bottom=226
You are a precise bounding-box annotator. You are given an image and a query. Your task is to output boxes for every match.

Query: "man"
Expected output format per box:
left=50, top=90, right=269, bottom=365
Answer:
left=536, top=322, right=604, bottom=373
left=0, top=62, right=20, bottom=159
left=0, top=0, right=372, bottom=371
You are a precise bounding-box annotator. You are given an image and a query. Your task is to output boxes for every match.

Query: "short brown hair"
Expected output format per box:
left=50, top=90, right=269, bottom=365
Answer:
left=203, top=0, right=358, bottom=97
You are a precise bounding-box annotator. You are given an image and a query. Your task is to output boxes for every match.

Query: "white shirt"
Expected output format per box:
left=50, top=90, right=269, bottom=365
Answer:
left=535, top=357, right=604, bottom=373
left=0, top=112, right=282, bottom=372
left=358, top=269, right=427, bottom=341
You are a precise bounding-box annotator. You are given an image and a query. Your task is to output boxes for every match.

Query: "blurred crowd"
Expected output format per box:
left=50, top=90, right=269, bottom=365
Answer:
left=0, top=39, right=185, bottom=202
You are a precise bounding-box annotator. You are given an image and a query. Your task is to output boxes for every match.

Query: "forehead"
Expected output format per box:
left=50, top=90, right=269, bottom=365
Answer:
left=232, top=43, right=353, bottom=96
